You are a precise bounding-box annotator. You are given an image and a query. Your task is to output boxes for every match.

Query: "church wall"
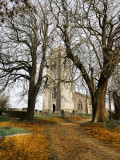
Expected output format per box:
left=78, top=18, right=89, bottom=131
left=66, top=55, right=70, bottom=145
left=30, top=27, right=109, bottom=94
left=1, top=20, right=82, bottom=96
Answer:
left=42, top=89, right=49, bottom=112
left=43, top=85, right=58, bottom=113
left=49, top=100, right=56, bottom=113
left=87, top=98, right=92, bottom=114
left=61, top=83, right=75, bottom=112
left=74, top=93, right=88, bottom=114
left=42, top=46, right=92, bottom=115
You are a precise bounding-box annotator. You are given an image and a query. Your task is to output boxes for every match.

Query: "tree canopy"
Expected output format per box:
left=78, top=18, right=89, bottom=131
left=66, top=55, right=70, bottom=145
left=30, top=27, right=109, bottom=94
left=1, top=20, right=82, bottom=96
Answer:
left=0, top=0, right=52, bottom=120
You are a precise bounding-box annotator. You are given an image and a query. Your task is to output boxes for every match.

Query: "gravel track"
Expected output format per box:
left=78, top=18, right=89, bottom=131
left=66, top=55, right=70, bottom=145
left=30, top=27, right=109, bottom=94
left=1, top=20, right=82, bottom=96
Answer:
left=47, top=119, right=120, bottom=160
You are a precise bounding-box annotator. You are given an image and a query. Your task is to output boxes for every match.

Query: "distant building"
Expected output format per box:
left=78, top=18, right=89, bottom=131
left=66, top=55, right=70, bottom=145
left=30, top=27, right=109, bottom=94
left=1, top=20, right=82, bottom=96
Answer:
left=43, top=46, right=92, bottom=114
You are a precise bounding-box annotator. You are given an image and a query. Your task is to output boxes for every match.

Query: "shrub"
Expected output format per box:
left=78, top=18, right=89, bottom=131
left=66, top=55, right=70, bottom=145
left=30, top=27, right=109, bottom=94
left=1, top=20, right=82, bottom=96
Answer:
left=0, top=116, right=12, bottom=122
left=22, top=108, right=27, bottom=111
left=112, top=113, right=120, bottom=120
left=108, top=120, right=120, bottom=129
left=0, top=108, right=3, bottom=115
left=107, top=110, right=120, bottom=120
left=4, top=111, right=27, bottom=119
left=0, top=94, right=9, bottom=109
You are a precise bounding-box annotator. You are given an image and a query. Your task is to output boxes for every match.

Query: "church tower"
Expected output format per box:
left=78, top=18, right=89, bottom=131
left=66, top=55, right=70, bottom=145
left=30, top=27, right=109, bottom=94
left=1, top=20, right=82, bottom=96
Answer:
left=43, top=45, right=75, bottom=113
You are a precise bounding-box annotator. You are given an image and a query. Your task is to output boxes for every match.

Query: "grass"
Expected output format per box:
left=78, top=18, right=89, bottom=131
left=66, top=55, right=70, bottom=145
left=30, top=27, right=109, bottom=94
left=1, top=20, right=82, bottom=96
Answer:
left=0, top=114, right=120, bottom=159
left=80, top=121, right=92, bottom=127
left=79, top=119, right=120, bottom=150
left=107, top=120, right=120, bottom=129
left=0, top=118, right=50, bottom=160
left=34, top=114, right=61, bottom=119
left=78, top=113, right=92, bottom=117
left=0, top=116, right=12, bottom=122
left=80, top=120, right=120, bottom=129
left=0, top=126, right=29, bottom=137
left=35, top=113, right=92, bottom=119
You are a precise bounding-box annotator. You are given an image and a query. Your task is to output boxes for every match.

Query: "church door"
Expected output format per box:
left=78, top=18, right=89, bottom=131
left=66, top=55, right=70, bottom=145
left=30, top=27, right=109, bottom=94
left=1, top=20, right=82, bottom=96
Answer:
left=53, top=104, right=56, bottom=113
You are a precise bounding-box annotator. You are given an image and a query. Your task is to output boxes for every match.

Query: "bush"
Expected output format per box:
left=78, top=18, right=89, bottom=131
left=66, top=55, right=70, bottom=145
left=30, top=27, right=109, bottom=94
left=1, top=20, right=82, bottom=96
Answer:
left=0, top=94, right=9, bottom=109
left=0, top=108, right=3, bottom=115
left=107, top=110, right=120, bottom=120
left=108, top=120, right=120, bottom=129
left=0, top=116, right=11, bottom=122
left=4, top=111, right=27, bottom=119
left=112, top=113, right=120, bottom=120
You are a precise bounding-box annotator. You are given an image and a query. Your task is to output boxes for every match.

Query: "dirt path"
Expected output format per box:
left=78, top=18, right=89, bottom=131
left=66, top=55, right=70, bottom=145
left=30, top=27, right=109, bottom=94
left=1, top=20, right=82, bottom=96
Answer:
left=47, top=119, right=120, bottom=160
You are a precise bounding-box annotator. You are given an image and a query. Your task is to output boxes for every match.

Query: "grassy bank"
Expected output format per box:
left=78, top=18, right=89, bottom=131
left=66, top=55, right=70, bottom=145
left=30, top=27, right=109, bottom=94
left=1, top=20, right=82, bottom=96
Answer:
left=0, top=116, right=12, bottom=122
left=0, top=126, right=29, bottom=137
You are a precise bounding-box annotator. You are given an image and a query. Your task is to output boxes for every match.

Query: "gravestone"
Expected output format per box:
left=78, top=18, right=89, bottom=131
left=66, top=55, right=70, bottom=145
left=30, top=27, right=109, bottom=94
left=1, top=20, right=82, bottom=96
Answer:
left=61, top=109, right=65, bottom=118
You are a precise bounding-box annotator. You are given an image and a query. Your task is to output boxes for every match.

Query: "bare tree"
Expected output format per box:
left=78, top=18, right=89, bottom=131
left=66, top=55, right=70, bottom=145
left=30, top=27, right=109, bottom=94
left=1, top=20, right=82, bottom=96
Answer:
left=110, top=64, right=120, bottom=118
left=0, top=0, right=51, bottom=120
left=50, top=0, right=120, bottom=122
left=0, top=94, right=9, bottom=109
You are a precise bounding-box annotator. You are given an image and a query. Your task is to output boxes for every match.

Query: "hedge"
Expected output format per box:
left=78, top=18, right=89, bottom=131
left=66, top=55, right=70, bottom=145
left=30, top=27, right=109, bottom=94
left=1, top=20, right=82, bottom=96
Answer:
left=3, top=111, right=27, bottom=119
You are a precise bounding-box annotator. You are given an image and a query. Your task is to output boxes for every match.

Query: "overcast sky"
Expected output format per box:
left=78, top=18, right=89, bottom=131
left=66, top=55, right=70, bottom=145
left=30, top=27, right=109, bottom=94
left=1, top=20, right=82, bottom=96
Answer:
left=9, top=87, right=43, bottom=110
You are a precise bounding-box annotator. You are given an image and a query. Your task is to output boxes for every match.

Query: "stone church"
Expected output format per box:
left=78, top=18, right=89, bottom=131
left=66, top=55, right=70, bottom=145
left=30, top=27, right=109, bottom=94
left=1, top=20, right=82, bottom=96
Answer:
left=43, top=46, right=92, bottom=114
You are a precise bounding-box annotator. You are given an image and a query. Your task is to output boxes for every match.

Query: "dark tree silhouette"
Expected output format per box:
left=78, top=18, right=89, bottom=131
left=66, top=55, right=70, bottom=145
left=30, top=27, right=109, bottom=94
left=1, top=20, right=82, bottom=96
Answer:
left=50, top=0, right=120, bottom=122
left=0, top=0, right=51, bottom=120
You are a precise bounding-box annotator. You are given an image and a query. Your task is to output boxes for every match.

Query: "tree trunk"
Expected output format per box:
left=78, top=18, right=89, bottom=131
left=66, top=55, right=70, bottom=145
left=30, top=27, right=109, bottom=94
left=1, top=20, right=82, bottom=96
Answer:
left=112, top=91, right=120, bottom=114
left=92, top=81, right=108, bottom=122
left=26, top=83, right=37, bottom=120
left=27, top=95, right=36, bottom=120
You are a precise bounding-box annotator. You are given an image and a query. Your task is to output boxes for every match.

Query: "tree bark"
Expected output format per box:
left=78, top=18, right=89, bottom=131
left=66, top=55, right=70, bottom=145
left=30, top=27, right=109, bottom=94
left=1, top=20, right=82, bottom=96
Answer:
left=27, top=87, right=36, bottom=120
left=26, top=78, right=37, bottom=120
left=112, top=91, right=120, bottom=114
left=92, top=80, right=108, bottom=122
left=57, top=0, right=120, bottom=123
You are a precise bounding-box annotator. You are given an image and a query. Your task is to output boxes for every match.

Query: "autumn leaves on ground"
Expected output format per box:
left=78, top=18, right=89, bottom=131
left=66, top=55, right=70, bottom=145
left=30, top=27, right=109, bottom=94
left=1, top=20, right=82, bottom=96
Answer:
left=0, top=115, right=120, bottom=160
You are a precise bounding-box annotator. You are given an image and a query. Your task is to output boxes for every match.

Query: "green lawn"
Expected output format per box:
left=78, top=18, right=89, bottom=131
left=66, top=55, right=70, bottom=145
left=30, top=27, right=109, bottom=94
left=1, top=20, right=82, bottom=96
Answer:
left=78, top=113, right=92, bottom=117
left=0, top=116, right=12, bottom=122
left=34, top=114, right=61, bottom=119
left=0, top=126, right=29, bottom=137
left=34, top=113, right=92, bottom=119
left=0, top=116, right=29, bottom=137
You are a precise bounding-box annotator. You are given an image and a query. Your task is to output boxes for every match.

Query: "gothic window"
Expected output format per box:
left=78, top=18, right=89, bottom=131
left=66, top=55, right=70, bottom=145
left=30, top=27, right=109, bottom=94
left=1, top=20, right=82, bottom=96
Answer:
left=63, top=61, right=66, bottom=69
left=52, top=87, right=57, bottom=99
left=77, top=100, right=82, bottom=110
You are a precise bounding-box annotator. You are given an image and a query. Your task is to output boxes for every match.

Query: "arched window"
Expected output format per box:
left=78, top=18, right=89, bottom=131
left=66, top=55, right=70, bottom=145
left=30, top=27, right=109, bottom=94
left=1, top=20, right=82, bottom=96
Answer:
left=52, top=87, right=57, bottom=99
left=77, top=100, right=82, bottom=110
left=63, top=61, right=66, bottom=69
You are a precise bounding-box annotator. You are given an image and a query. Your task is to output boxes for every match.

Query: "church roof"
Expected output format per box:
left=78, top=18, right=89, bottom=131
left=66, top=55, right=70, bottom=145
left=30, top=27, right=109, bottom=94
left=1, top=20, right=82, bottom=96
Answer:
left=75, top=92, right=91, bottom=99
